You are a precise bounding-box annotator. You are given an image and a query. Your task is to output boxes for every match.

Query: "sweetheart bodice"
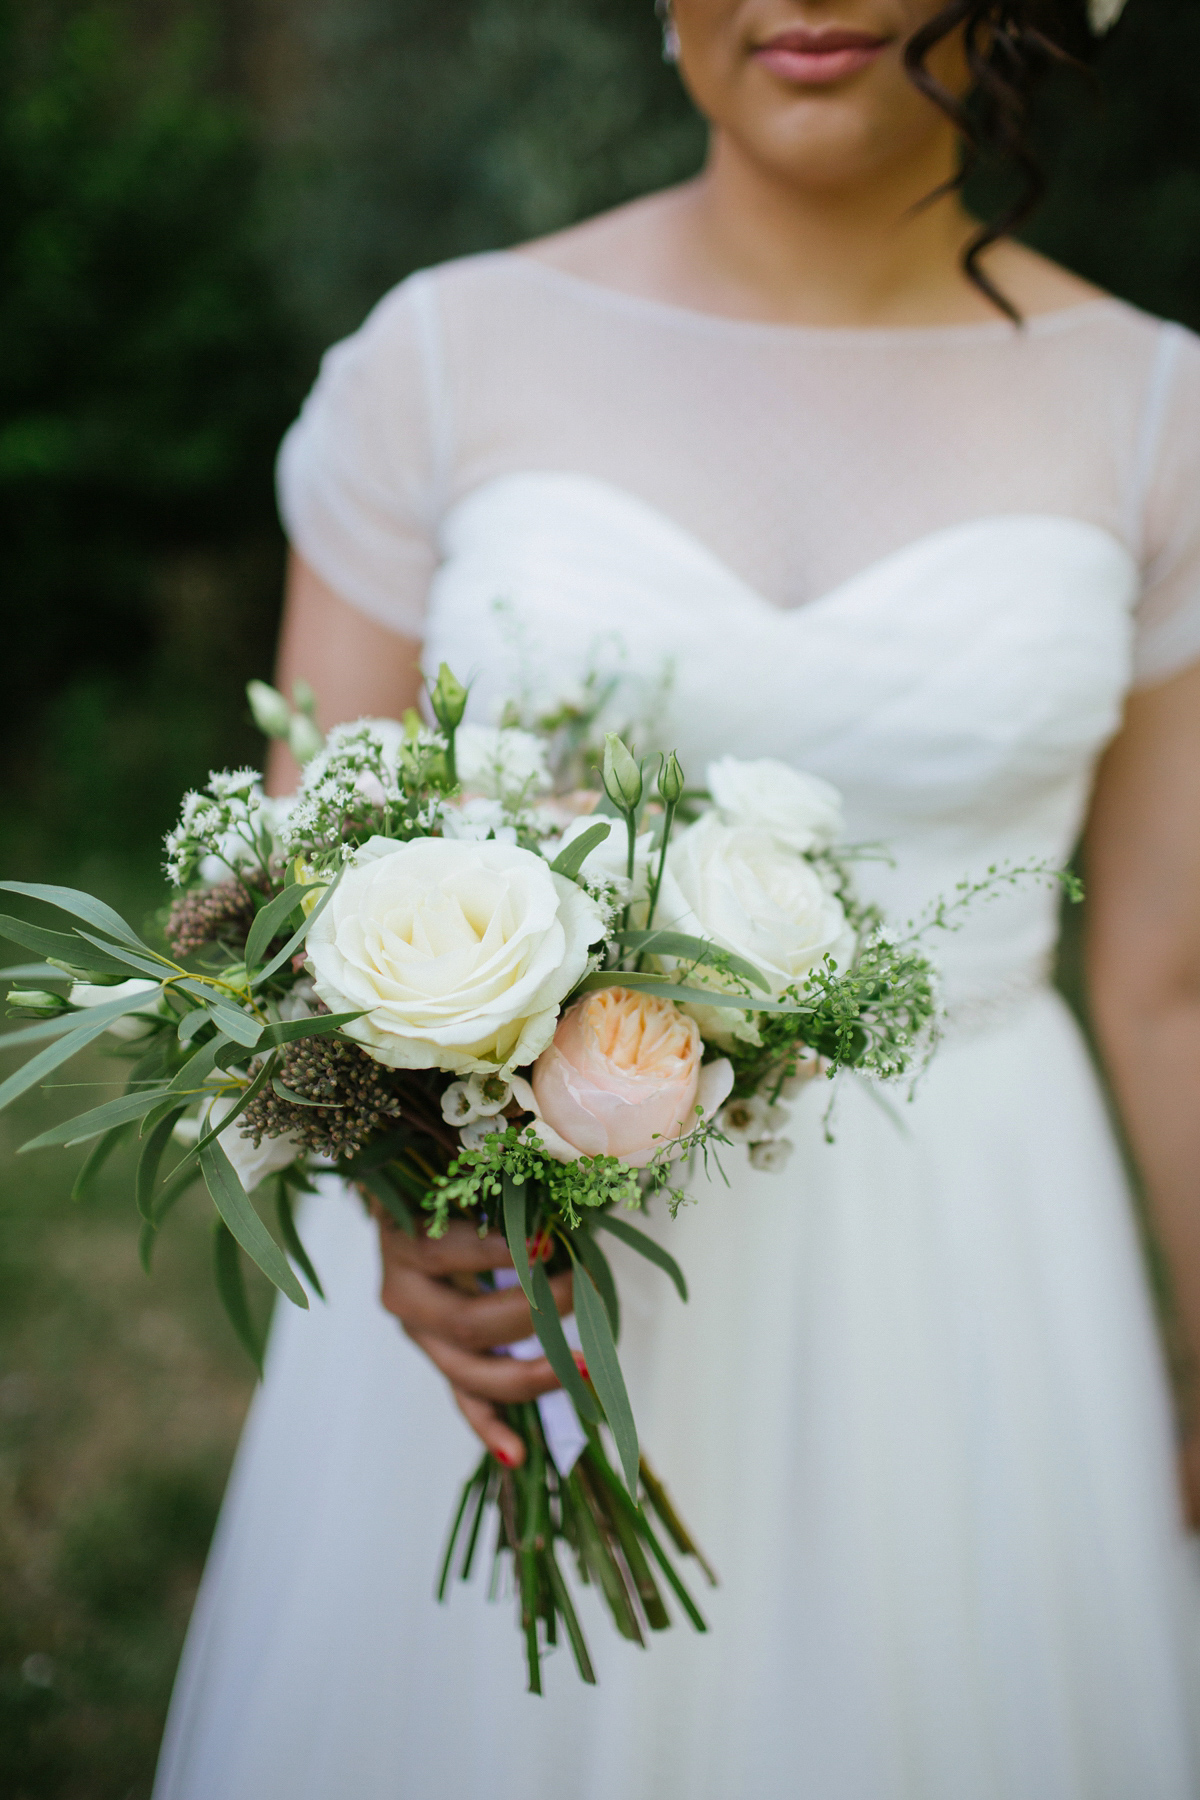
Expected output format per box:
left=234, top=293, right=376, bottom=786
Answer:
left=423, top=473, right=1139, bottom=1007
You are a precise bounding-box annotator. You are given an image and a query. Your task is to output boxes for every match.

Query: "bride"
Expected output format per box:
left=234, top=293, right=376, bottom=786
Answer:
left=154, top=2, right=1200, bottom=1795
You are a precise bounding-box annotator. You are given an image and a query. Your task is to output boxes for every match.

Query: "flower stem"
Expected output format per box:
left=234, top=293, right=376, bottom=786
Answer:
left=637, top=799, right=677, bottom=969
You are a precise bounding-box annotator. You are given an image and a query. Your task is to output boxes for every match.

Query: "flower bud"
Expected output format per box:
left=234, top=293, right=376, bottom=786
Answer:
left=246, top=680, right=292, bottom=739
left=292, top=678, right=318, bottom=719
left=657, top=751, right=685, bottom=807
left=288, top=712, right=325, bottom=766
left=428, top=663, right=468, bottom=734
left=602, top=733, right=643, bottom=813
left=6, top=989, right=67, bottom=1017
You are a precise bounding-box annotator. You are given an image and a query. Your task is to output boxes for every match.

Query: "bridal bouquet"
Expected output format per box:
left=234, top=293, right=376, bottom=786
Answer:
left=0, top=668, right=942, bottom=1692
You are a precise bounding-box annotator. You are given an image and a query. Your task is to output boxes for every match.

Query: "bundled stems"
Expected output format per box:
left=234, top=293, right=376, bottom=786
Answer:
left=437, top=1403, right=714, bottom=1694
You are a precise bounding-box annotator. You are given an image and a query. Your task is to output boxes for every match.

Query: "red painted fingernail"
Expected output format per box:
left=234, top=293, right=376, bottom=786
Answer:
left=494, top=1446, right=516, bottom=1468
left=573, top=1354, right=590, bottom=1380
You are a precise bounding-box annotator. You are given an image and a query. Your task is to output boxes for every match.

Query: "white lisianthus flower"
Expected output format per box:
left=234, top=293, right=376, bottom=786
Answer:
left=69, top=979, right=166, bottom=1040
left=305, top=835, right=604, bottom=1076
left=441, top=797, right=517, bottom=845
left=205, top=1093, right=302, bottom=1191
left=657, top=813, right=856, bottom=1047
left=456, top=725, right=551, bottom=801
left=706, top=757, right=844, bottom=853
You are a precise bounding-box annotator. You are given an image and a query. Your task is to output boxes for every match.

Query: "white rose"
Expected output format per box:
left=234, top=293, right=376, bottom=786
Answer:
left=206, top=1093, right=302, bottom=1191
left=456, top=725, right=550, bottom=801
left=706, top=757, right=844, bottom=853
left=69, top=978, right=165, bottom=1041
left=305, top=836, right=604, bottom=1076
left=657, top=813, right=856, bottom=1047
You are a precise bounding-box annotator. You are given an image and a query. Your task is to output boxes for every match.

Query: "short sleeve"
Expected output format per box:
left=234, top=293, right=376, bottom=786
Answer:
left=276, top=272, right=446, bottom=640
left=1132, top=323, right=1200, bottom=687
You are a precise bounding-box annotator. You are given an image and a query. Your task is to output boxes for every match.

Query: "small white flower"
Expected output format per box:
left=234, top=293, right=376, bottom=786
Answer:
left=441, top=797, right=517, bottom=845
left=717, top=1092, right=773, bottom=1144
left=441, top=1080, right=478, bottom=1125
left=459, top=1114, right=505, bottom=1151
left=69, top=979, right=165, bottom=1040
left=749, top=1137, right=794, bottom=1173
left=466, top=1071, right=513, bottom=1117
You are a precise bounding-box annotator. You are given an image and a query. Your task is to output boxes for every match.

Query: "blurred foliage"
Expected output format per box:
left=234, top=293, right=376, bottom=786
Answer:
left=0, top=0, right=1197, bottom=1793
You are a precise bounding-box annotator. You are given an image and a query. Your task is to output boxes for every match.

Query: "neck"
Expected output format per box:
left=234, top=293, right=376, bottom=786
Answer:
left=675, top=128, right=983, bottom=328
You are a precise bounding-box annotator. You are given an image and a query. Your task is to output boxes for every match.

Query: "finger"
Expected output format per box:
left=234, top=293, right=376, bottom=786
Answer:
left=452, top=1388, right=526, bottom=1468
left=375, top=1215, right=517, bottom=1277
left=380, top=1265, right=574, bottom=1352
left=413, top=1333, right=564, bottom=1403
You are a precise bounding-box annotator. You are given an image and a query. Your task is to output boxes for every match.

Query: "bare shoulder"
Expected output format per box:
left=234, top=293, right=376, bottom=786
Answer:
left=982, top=239, right=1111, bottom=316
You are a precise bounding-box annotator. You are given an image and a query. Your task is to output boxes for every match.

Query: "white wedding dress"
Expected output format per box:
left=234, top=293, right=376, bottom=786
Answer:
left=154, top=254, right=1200, bottom=1799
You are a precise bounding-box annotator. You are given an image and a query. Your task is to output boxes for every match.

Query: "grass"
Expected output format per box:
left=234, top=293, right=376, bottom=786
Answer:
left=0, top=1045, right=263, bottom=1799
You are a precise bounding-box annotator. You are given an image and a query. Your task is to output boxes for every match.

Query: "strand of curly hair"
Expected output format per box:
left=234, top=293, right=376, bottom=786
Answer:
left=904, top=0, right=1088, bottom=322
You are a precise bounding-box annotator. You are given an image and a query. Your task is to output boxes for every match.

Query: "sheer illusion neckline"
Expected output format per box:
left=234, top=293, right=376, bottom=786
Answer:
left=504, top=249, right=1125, bottom=349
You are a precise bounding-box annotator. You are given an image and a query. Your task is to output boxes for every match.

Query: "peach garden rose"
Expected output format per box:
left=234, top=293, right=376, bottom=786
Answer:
left=524, top=986, right=733, bottom=1166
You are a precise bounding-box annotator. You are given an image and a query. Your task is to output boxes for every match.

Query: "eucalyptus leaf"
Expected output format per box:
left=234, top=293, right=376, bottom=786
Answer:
left=0, top=916, right=132, bottom=978
left=250, top=872, right=341, bottom=989
left=258, top=1010, right=366, bottom=1049
left=572, top=1228, right=620, bottom=1339
left=245, top=883, right=323, bottom=972
left=275, top=1182, right=325, bottom=1299
left=597, top=1213, right=688, bottom=1303
left=213, top=1221, right=265, bottom=1374
left=188, top=1055, right=277, bottom=1161
left=570, top=1252, right=639, bottom=1492
left=529, top=1260, right=599, bottom=1423
left=20, top=1086, right=170, bottom=1152
left=502, top=1173, right=536, bottom=1308
left=73, top=929, right=177, bottom=981
left=198, top=1138, right=309, bottom=1309
left=549, top=821, right=611, bottom=882
left=615, top=929, right=770, bottom=993
left=137, top=1109, right=185, bottom=1221
left=0, top=963, right=68, bottom=983
left=71, top=1123, right=132, bottom=1203
left=0, top=1011, right=145, bottom=1116
left=0, top=881, right=147, bottom=950
left=203, top=1002, right=263, bottom=1049
left=0, top=982, right=164, bottom=1052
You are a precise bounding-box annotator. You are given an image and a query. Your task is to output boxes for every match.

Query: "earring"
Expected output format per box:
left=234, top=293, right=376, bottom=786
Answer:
left=655, top=0, right=681, bottom=63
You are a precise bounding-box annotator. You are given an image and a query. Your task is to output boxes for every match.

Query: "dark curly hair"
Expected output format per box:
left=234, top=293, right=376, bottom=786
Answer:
left=904, top=0, right=1092, bottom=321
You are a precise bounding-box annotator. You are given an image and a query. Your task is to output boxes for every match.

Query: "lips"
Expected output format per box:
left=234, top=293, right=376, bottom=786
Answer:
left=753, top=25, right=890, bottom=85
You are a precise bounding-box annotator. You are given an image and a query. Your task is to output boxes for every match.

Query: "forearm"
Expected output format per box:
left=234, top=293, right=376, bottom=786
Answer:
left=1097, top=989, right=1200, bottom=1416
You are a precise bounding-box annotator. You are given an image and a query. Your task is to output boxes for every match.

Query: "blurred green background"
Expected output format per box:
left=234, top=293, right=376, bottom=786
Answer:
left=0, top=0, right=1196, bottom=1791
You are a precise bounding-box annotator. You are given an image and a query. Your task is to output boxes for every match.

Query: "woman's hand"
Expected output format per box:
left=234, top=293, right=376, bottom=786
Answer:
left=375, top=1210, right=574, bottom=1468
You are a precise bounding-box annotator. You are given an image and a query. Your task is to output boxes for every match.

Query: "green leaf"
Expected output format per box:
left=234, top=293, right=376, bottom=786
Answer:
left=136, top=1109, right=185, bottom=1222
left=177, top=1008, right=211, bottom=1046
left=275, top=1182, right=325, bottom=1299
left=614, top=929, right=770, bottom=993
left=250, top=872, right=341, bottom=990
left=73, top=930, right=177, bottom=982
left=258, top=1010, right=365, bottom=1048
left=71, top=1123, right=132, bottom=1203
left=0, top=983, right=163, bottom=1052
left=151, top=1156, right=202, bottom=1226
left=0, top=962, right=69, bottom=983
left=574, top=970, right=811, bottom=1016
left=271, top=1078, right=328, bottom=1107
left=202, top=1002, right=263, bottom=1049
left=570, top=1252, right=640, bottom=1492
left=0, top=1011, right=144, bottom=1116
left=199, top=1138, right=308, bottom=1309
left=245, top=883, right=323, bottom=972
left=529, top=1261, right=599, bottom=1423
left=0, top=916, right=133, bottom=977
left=213, top=1221, right=265, bottom=1374
left=502, top=1172, right=535, bottom=1308
left=572, top=1228, right=619, bottom=1339
left=163, top=1032, right=232, bottom=1098
left=20, top=1086, right=170, bottom=1152
left=549, top=821, right=612, bottom=881
left=597, top=1212, right=688, bottom=1303
left=188, top=1055, right=277, bottom=1161
left=359, top=1166, right=416, bottom=1236
left=0, top=882, right=146, bottom=950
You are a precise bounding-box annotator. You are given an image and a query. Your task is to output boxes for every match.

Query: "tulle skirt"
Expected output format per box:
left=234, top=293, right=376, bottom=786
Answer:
left=153, top=991, right=1200, bottom=1799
